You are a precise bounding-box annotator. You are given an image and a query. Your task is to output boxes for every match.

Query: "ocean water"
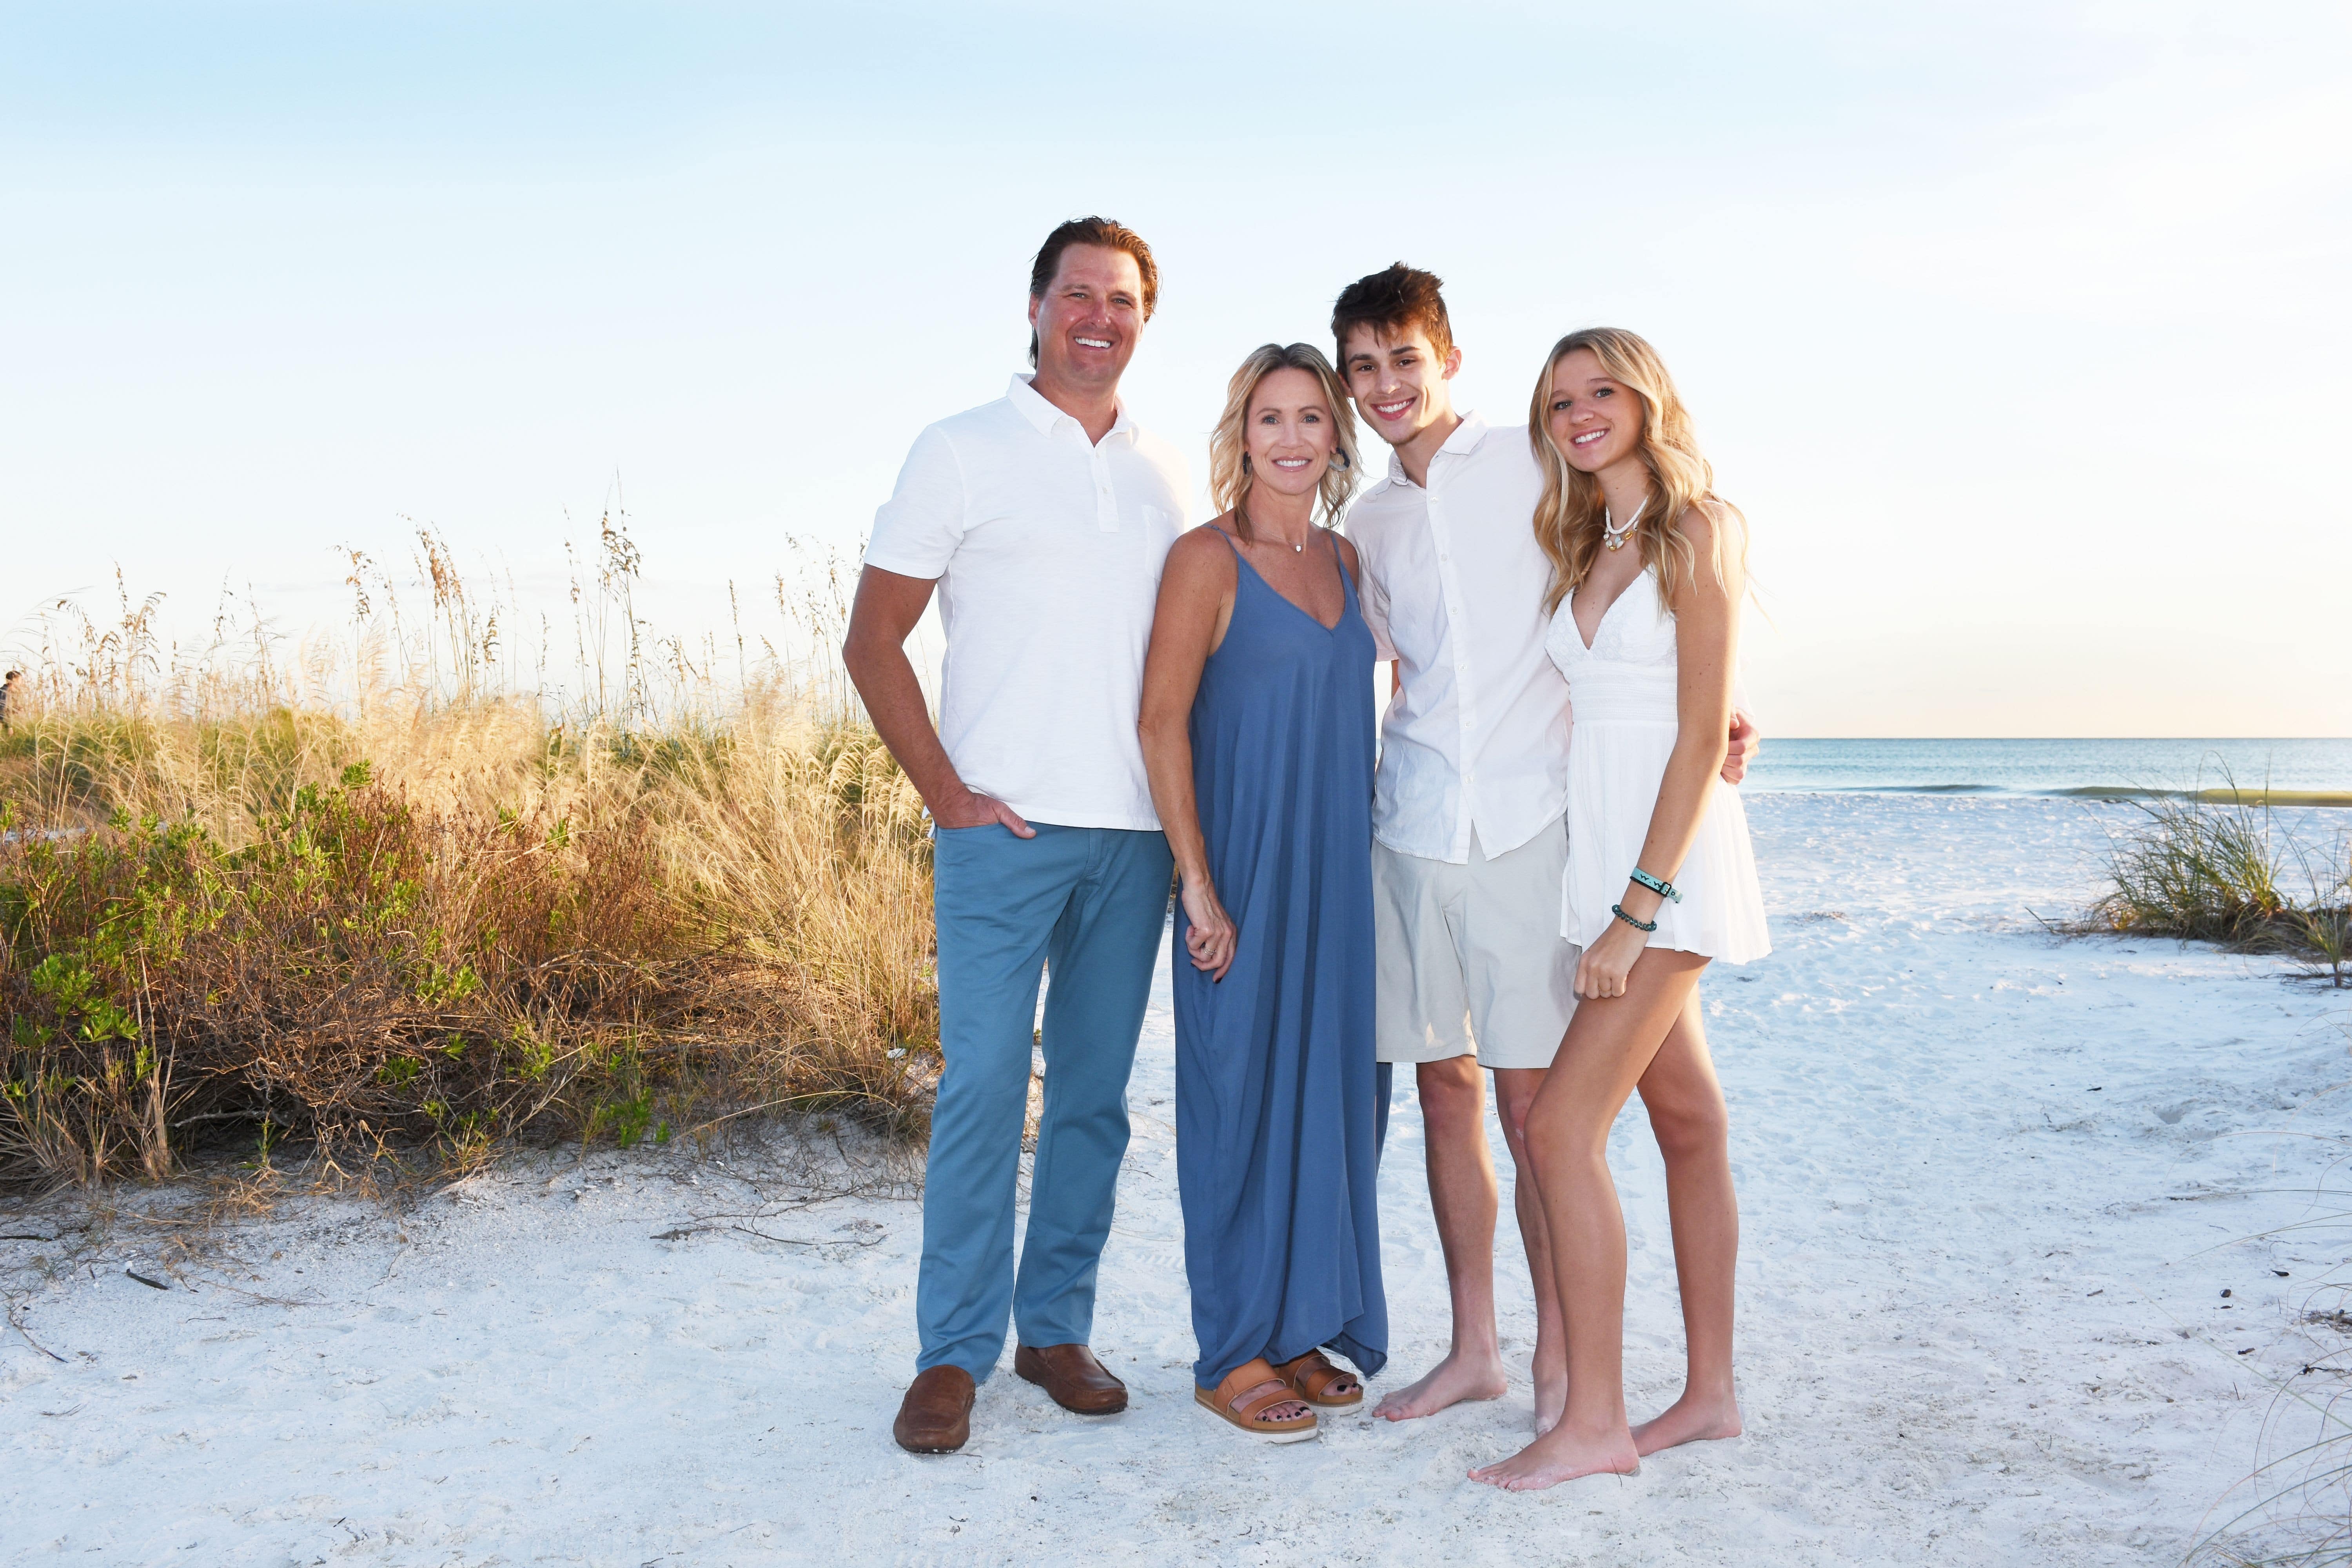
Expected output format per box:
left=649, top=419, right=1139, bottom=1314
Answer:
left=1743, top=737, right=2352, bottom=799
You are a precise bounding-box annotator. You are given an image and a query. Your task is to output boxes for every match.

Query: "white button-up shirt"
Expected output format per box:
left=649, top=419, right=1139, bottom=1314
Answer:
left=1345, top=413, right=1571, bottom=863
left=864, top=374, right=1190, bottom=831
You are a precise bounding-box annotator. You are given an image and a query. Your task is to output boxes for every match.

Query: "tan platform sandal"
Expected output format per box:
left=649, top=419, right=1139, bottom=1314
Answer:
left=1271, top=1348, right=1363, bottom=1409
left=1194, top=1357, right=1318, bottom=1443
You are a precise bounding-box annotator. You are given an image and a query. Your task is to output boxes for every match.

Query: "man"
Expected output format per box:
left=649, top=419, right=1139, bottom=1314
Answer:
left=1334, top=264, right=1755, bottom=1431
left=0, top=670, right=17, bottom=733
left=844, top=217, right=1190, bottom=1455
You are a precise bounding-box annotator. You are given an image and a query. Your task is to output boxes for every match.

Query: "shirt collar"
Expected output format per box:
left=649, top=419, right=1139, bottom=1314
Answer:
left=1382, top=410, right=1490, bottom=488
left=1443, top=412, right=1490, bottom=453
left=1009, top=373, right=1136, bottom=443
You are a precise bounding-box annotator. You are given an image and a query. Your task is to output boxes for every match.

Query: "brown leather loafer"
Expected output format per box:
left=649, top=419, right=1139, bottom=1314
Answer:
left=1013, top=1343, right=1128, bottom=1415
left=893, top=1365, right=976, bottom=1454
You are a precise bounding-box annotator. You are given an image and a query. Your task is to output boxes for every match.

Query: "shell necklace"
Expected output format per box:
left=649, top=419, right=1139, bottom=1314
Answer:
left=1601, top=499, right=1644, bottom=552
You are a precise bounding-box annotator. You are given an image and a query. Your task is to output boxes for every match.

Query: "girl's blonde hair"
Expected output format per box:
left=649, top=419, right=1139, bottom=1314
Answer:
left=1526, top=327, right=1744, bottom=616
left=1207, top=343, right=1361, bottom=541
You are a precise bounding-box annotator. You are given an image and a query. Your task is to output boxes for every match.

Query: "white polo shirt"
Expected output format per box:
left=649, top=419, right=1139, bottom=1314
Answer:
left=864, top=374, right=1191, bottom=831
left=1345, top=413, right=1571, bottom=863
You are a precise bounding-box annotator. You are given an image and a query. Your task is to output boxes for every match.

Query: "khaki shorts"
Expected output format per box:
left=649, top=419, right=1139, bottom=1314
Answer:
left=1372, top=818, right=1579, bottom=1071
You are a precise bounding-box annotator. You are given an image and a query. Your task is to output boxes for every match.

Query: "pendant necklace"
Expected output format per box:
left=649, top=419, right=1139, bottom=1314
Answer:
left=1601, top=499, right=1644, bottom=552
left=1237, top=502, right=1304, bottom=552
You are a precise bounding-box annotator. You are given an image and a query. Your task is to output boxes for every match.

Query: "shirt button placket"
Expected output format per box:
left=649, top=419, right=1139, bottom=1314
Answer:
left=1093, top=448, right=1118, bottom=532
left=1433, top=479, right=1475, bottom=857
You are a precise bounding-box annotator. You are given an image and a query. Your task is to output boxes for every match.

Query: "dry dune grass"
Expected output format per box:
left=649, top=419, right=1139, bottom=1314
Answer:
left=2089, top=785, right=2352, bottom=987
left=0, top=529, right=940, bottom=1189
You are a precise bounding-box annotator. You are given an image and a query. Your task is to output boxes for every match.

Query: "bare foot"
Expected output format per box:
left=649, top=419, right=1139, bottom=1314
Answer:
left=1468, top=1423, right=1641, bottom=1491
left=1631, top=1392, right=1742, bottom=1456
left=1372, top=1350, right=1506, bottom=1421
left=1532, top=1359, right=1567, bottom=1437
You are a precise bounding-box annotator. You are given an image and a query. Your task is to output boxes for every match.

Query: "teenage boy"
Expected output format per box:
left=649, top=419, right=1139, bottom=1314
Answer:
left=845, top=217, right=1190, bottom=1455
left=1334, top=264, right=1755, bottom=1429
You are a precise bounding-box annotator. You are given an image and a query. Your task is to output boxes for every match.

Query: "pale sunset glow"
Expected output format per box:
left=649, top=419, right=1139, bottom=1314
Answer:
left=3, top=2, right=2345, bottom=735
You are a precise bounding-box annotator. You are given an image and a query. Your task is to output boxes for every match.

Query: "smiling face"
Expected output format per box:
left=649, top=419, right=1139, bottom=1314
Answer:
left=1545, top=347, right=1644, bottom=474
left=1242, top=366, right=1340, bottom=502
left=1028, top=244, right=1146, bottom=396
left=1339, top=323, right=1459, bottom=450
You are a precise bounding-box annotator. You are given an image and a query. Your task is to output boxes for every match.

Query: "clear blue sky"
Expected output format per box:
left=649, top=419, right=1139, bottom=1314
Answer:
left=4, top=2, right=2346, bottom=735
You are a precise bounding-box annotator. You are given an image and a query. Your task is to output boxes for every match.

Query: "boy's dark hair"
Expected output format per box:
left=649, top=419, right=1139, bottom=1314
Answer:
left=1028, top=216, right=1159, bottom=367
left=1331, top=262, right=1454, bottom=368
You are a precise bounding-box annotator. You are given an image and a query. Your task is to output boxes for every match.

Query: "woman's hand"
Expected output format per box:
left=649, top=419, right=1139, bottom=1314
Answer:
left=1575, top=919, right=1649, bottom=1001
left=1180, top=877, right=1238, bottom=981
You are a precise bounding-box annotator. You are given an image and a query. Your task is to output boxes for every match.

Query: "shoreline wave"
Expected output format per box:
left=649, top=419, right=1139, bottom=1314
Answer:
left=1745, top=784, right=2352, bottom=808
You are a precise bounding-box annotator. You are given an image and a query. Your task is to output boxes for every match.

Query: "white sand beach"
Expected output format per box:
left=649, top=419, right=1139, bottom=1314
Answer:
left=5, top=793, right=2347, bottom=1566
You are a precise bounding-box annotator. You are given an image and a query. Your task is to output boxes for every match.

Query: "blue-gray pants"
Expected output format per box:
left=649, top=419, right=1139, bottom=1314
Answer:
left=918, top=822, right=1174, bottom=1381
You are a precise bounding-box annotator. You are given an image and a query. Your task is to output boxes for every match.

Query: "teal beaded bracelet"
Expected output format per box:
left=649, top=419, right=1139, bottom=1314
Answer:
left=1629, top=867, right=1682, bottom=903
left=1611, top=902, right=1658, bottom=933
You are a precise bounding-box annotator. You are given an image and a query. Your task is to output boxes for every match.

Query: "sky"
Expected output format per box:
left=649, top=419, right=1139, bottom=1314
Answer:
left=3, top=1, right=2347, bottom=736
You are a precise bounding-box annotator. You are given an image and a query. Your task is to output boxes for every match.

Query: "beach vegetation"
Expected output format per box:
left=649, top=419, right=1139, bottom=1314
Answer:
left=2089, top=785, right=2352, bottom=987
left=0, top=528, right=940, bottom=1189
left=2189, top=1112, right=2352, bottom=1567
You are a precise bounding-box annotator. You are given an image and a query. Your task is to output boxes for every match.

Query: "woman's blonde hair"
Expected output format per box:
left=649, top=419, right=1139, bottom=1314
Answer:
left=1207, top=343, right=1361, bottom=541
left=1526, top=327, right=1744, bottom=616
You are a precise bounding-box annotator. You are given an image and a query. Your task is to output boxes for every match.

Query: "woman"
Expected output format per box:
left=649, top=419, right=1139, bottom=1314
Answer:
left=1470, top=328, right=1769, bottom=1489
left=1138, top=342, right=1387, bottom=1443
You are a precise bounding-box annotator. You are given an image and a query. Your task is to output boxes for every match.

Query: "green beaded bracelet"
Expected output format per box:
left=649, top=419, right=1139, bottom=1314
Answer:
left=1611, top=902, right=1658, bottom=933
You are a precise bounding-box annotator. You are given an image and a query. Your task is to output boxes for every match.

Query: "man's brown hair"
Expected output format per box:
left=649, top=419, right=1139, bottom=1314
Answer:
left=1028, top=216, right=1159, bottom=367
left=1331, top=262, right=1454, bottom=368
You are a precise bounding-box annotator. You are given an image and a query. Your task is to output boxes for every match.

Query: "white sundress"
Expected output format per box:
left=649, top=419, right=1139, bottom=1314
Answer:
left=1544, top=566, right=1771, bottom=964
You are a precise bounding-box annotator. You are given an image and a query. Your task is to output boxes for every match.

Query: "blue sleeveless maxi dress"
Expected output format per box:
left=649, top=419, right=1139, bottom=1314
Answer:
left=1175, top=528, right=1387, bottom=1390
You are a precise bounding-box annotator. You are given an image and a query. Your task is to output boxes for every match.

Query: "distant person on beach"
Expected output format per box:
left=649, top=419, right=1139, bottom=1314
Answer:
left=1137, top=343, right=1387, bottom=1442
left=1333, top=266, right=1757, bottom=1435
left=1468, top=328, right=1770, bottom=1491
left=0, top=670, right=19, bottom=732
left=846, top=217, right=1190, bottom=1455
